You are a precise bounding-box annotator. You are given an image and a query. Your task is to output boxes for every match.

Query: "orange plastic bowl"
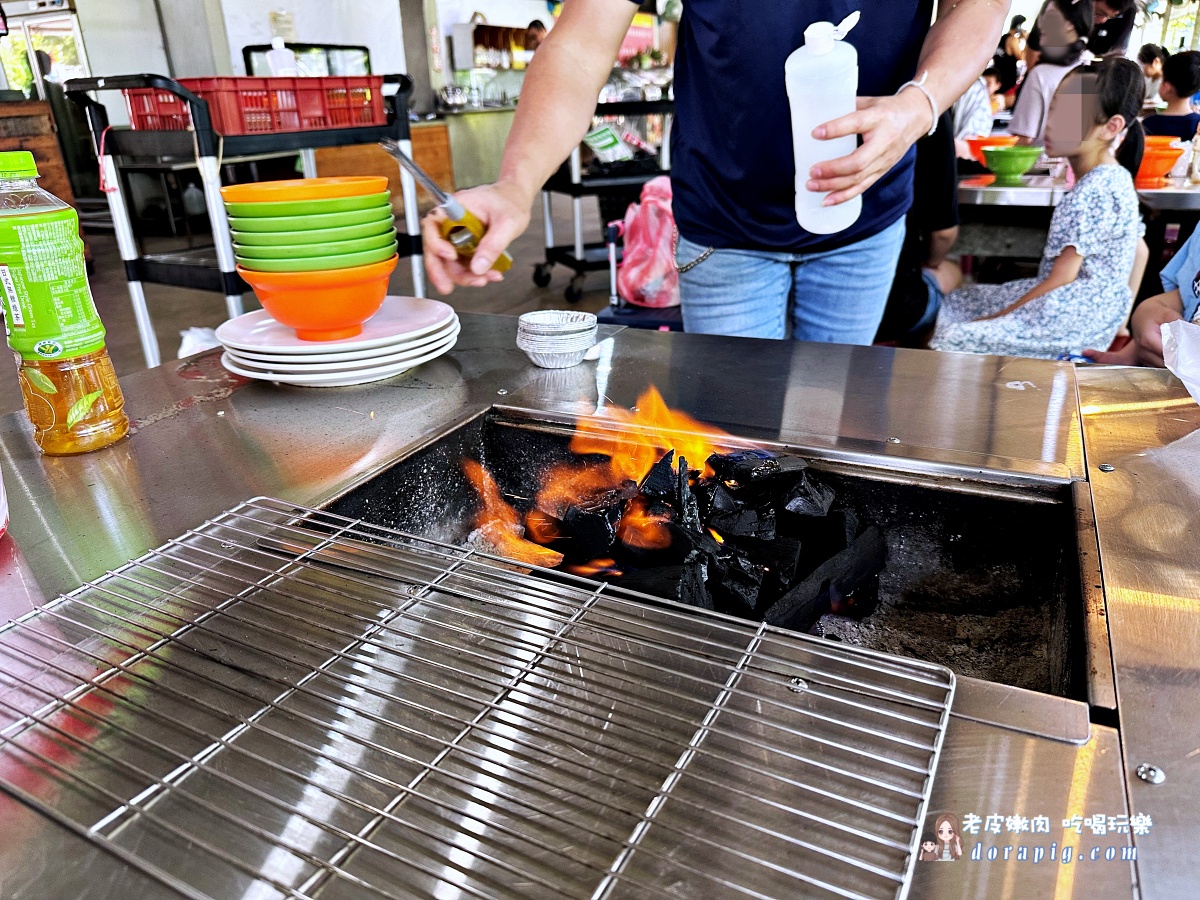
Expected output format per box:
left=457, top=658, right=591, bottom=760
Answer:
left=1145, top=135, right=1180, bottom=148
left=1136, top=146, right=1185, bottom=186
left=236, top=255, right=398, bottom=342
left=221, top=176, right=390, bottom=204
left=966, top=135, right=1018, bottom=165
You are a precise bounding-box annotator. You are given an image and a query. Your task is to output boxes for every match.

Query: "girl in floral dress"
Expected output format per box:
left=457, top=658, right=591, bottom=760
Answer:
left=931, top=57, right=1145, bottom=359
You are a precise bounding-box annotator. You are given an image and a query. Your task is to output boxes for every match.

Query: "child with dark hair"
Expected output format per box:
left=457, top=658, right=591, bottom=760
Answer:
left=932, top=57, right=1146, bottom=359
left=1138, top=43, right=1167, bottom=102
left=1143, top=51, right=1200, bottom=139
left=1011, top=0, right=1095, bottom=146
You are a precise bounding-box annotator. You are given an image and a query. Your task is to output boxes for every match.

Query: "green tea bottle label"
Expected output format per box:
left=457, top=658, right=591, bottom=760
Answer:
left=0, top=215, right=106, bottom=361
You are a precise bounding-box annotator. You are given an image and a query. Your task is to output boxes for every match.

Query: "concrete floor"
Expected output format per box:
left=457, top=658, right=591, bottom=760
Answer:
left=0, top=196, right=610, bottom=417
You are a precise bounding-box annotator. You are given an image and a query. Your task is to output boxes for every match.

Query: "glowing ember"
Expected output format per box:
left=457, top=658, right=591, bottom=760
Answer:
left=617, top=496, right=673, bottom=550
left=525, top=508, right=561, bottom=544
left=463, top=460, right=564, bottom=568
left=568, top=558, right=623, bottom=577
left=708, top=528, right=725, bottom=544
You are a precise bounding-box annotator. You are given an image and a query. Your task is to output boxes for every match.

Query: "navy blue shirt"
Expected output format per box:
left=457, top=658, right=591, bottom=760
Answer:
left=663, top=1, right=934, bottom=252
left=1142, top=112, right=1200, bottom=141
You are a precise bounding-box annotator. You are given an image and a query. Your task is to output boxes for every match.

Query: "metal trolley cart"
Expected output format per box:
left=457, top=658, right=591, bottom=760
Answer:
left=64, top=74, right=421, bottom=368
left=536, top=98, right=672, bottom=302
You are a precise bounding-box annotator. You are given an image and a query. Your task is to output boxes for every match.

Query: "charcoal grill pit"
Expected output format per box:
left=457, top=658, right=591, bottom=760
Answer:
left=328, top=408, right=1096, bottom=701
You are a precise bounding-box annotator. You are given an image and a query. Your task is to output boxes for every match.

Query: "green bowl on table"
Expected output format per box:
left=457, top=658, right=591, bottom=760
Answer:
left=231, top=217, right=395, bottom=246
left=982, top=145, right=1043, bottom=185
left=235, top=241, right=398, bottom=272
left=234, top=230, right=397, bottom=259
left=228, top=206, right=394, bottom=233
left=223, top=191, right=391, bottom=218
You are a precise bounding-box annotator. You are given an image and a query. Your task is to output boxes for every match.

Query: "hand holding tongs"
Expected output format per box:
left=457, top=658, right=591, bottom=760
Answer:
left=380, top=138, right=513, bottom=273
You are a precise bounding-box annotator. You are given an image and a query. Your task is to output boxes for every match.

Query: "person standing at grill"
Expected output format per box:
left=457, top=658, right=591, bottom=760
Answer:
left=423, top=1, right=1009, bottom=345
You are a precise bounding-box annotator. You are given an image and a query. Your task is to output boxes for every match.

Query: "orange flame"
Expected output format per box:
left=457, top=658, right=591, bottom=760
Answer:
left=570, top=386, right=731, bottom=483
left=617, top=495, right=673, bottom=550
left=465, top=386, right=734, bottom=569
left=463, top=460, right=564, bottom=568
left=525, top=508, right=561, bottom=545
left=567, top=558, right=623, bottom=577
left=708, top=528, right=725, bottom=544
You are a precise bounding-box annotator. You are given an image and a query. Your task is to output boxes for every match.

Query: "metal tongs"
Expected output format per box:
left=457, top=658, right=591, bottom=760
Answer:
left=380, top=138, right=512, bottom=273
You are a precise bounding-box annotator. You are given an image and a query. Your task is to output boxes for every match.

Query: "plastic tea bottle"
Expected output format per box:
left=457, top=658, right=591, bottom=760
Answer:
left=0, top=151, right=128, bottom=455
left=785, top=12, right=862, bottom=235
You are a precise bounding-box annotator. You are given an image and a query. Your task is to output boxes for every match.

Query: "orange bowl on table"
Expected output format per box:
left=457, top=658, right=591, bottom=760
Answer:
left=1136, top=146, right=1185, bottom=186
left=220, top=176, right=389, bottom=204
left=966, top=135, right=1018, bottom=165
left=236, top=255, right=398, bottom=342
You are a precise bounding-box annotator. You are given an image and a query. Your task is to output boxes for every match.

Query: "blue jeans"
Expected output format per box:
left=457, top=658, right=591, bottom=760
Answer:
left=675, top=217, right=907, bottom=343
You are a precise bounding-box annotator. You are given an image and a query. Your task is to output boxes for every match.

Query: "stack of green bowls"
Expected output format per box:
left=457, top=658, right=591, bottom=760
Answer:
left=222, top=177, right=398, bottom=273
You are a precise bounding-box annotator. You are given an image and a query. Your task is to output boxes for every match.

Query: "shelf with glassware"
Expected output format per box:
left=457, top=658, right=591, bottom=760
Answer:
left=537, top=97, right=673, bottom=303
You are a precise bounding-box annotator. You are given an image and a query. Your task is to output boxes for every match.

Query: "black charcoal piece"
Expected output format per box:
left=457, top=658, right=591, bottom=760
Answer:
left=678, top=456, right=703, bottom=533
left=762, top=526, right=887, bottom=631
left=640, top=450, right=676, bottom=501
left=678, top=550, right=713, bottom=610
left=745, top=535, right=803, bottom=583
left=719, top=555, right=765, bottom=609
left=783, top=473, right=837, bottom=517
left=618, top=565, right=684, bottom=600
left=707, top=449, right=808, bottom=486
left=710, top=505, right=777, bottom=541
left=561, top=487, right=630, bottom=559
left=707, top=483, right=740, bottom=513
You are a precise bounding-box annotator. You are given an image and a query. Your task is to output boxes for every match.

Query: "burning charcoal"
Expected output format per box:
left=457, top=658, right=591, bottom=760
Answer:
left=746, top=535, right=803, bottom=584
left=717, top=554, right=765, bottom=610
left=782, top=473, right=837, bottom=518
left=708, top=483, right=740, bottom=513
left=762, top=526, right=888, bottom=631
left=677, top=456, right=703, bottom=533
left=777, top=508, right=858, bottom=578
left=707, top=449, right=808, bottom=488
left=560, top=485, right=634, bottom=559
left=710, top=505, right=777, bottom=542
left=679, top=550, right=713, bottom=610
left=640, top=450, right=676, bottom=501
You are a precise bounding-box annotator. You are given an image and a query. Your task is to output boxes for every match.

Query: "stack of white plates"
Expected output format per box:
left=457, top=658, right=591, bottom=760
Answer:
left=215, top=296, right=459, bottom=387
left=516, top=310, right=598, bottom=368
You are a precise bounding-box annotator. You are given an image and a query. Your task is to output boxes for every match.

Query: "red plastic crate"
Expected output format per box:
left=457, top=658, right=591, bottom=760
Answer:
left=123, top=76, right=386, bottom=135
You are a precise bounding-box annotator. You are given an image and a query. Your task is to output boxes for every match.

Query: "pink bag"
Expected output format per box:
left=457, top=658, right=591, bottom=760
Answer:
left=617, top=176, right=681, bottom=308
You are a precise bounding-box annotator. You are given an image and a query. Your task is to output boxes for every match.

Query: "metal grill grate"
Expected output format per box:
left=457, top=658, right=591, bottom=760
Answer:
left=0, top=497, right=954, bottom=900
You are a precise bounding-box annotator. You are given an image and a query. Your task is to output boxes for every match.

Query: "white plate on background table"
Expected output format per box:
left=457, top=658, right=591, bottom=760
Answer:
left=221, top=334, right=458, bottom=387
left=216, top=296, right=455, bottom=355
left=227, top=317, right=460, bottom=365
left=224, top=323, right=460, bottom=374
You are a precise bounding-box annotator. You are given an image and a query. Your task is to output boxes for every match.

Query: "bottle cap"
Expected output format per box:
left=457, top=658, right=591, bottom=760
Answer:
left=0, top=151, right=39, bottom=180
left=804, top=11, right=860, bottom=55
left=271, top=35, right=286, bottom=50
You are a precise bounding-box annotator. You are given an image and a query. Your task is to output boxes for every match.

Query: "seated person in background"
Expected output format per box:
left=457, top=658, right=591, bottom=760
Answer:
left=984, top=68, right=1006, bottom=114
left=1010, top=0, right=1094, bottom=147
left=1083, top=228, right=1200, bottom=366
left=875, top=111, right=963, bottom=346
left=1143, top=51, right=1200, bottom=139
left=1139, top=44, right=1167, bottom=104
left=930, top=58, right=1146, bottom=360
left=952, top=71, right=997, bottom=157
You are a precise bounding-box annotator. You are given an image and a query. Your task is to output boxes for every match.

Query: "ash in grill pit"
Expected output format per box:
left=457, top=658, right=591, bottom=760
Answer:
left=816, top=525, right=1051, bottom=692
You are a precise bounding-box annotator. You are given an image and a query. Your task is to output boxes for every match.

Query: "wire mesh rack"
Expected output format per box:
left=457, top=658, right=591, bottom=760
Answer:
left=0, top=497, right=954, bottom=900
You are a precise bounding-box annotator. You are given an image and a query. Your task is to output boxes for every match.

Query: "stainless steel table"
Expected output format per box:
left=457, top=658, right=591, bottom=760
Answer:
left=0, top=318, right=1193, bottom=897
left=958, top=173, right=1068, bottom=207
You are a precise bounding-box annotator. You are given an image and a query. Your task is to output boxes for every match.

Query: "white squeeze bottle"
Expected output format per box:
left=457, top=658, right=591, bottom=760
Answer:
left=786, top=12, right=862, bottom=235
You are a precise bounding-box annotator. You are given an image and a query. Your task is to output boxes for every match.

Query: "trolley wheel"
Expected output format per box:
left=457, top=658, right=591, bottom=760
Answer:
left=533, top=263, right=553, bottom=288
left=565, top=274, right=586, bottom=303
